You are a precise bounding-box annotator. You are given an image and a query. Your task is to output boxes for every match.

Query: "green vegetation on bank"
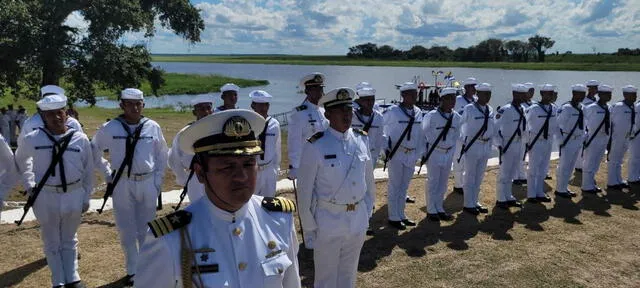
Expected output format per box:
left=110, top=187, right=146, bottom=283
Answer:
left=152, top=55, right=640, bottom=72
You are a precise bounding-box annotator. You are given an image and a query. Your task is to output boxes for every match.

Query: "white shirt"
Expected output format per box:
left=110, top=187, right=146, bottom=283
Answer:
left=557, top=101, right=586, bottom=143
left=583, top=95, right=598, bottom=107
left=296, top=127, right=372, bottom=235
left=634, top=102, right=640, bottom=139
left=286, top=100, right=328, bottom=169
left=382, top=104, right=426, bottom=167
left=258, top=116, right=281, bottom=168
left=610, top=101, right=636, bottom=138
left=494, top=103, right=526, bottom=148
left=18, top=113, right=83, bottom=145
left=351, top=109, right=385, bottom=161
left=92, top=117, right=168, bottom=191
left=168, top=123, right=205, bottom=202
left=15, top=128, right=94, bottom=204
left=584, top=102, right=611, bottom=140
left=422, top=109, right=461, bottom=165
left=460, top=103, right=496, bottom=156
left=0, top=134, right=16, bottom=200
left=525, top=102, right=560, bottom=146
left=136, top=196, right=301, bottom=288
left=454, top=94, right=476, bottom=116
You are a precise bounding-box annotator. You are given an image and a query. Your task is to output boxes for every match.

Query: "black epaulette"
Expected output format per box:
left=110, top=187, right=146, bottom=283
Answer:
left=353, top=128, right=368, bottom=136
left=148, top=210, right=192, bottom=238
left=262, top=197, right=296, bottom=213
left=307, top=132, right=324, bottom=143
left=295, top=105, right=307, bottom=112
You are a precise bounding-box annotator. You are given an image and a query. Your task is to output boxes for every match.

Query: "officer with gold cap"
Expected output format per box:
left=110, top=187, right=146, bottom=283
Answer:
left=215, top=83, right=240, bottom=112
left=168, top=95, right=214, bottom=207
left=15, top=94, right=94, bottom=288
left=286, top=73, right=329, bottom=180
left=91, top=88, right=168, bottom=286
left=297, top=87, right=373, bottom=288
left=581, top=84, right=613, bottom=194
left=135, top=109, right=301, bottom=288
left=554, top=84, right=587, bottom=198
left=250, top=90, right=282, bottom=197
left=607, top=85, right=637, bottom=189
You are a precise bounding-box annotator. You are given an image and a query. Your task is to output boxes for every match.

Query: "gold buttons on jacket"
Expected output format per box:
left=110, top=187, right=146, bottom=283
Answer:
left=268, top=241, right=277, bottom=250
left=238, top=262, right=247, bottom=271
left=233, top=227, right=242, bottom=236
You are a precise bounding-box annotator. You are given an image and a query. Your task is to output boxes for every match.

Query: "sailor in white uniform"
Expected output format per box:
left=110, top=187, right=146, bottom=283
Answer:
left=554, top=84, right=587, bottom=198
left=297, top=87, right=373, bottom=288
left=91, top=88, right=168, bottom=286
left=383, top=82, right=425, bottom=229
left=250, top=90, right=281, bottom=197
left=581, top=84, right=613, bottom=194
left=452, top=77, right=478, bottom=194
left=607, top=85, right=637, bottom=189
left=628, top=98, right=640, bottom=184
left=458, top=83, right=495, bottom=215
left=0, top=134, right=16, bottom=223
left=136, top=109, right=301, bottom=288
left=514, top=82, right=536, bottom=185
left=493, top=84, right=528, bottom=208
left=214, top=83, right=239, bottom=112
left=575, top=80, right=600, bottom=172
left=524, top=84, right=560, bottom=202
left=422, top=87, right=460, bottom=221
left=18, top=85, right=83, bottom=145
left=168, top=95, right=213, bottom=206
left=15, top=94, right=93, bottom=288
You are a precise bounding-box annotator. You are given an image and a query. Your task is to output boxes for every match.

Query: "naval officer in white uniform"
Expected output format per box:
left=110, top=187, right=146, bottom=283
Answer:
left=250, top=90, right=282, bottom=197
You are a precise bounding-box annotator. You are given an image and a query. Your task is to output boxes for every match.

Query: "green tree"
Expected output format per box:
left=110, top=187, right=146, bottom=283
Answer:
left=0, top=0, right=204, bottom=104
left=528, top=34, right=555, bottom=62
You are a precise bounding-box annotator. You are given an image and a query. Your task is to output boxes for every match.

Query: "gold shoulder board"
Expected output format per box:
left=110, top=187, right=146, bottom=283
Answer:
left=262, top=197, right=296, bottom=213
left=148, top=210, right=192, bottom=238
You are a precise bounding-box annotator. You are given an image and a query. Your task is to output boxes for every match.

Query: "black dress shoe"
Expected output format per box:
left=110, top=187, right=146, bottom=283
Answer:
left=402, top=219, right=417, bottom=226
left=495, top=201, right=510, bottom=209
left=513, top=179, right=527, bottom=185
left=463, top=207, right=480, bottom=215
left=438, top=212, right=454, bottom=221
left=566, top=190, right=577, bottom=197
left=619, top=182, right=630, bottom=189
left=476, top=205, right=489, bottom=213
left=507, top=200, right=523, bottom=207
left=388, top=220, right=406, bottom=230
left=582, top=189, right=599, bottom=194
left=64, top=281, right=86, bottom=288
left=575, top=168, right=582, bottom=173
left=124, top=274, right=135, bottom=287
left=629, top=180, right=640, bottom=185
left=527, top=197, right=539, bottom=203
left=405, top=196, right=416, bottom=203
left=453, top=187, right=464, bottom=194
left=554, top=191, right=572, bottom=199
left=427, top=213, right=441, bottom=221
left=607, top=184, right=622, bottom=190
left=595, top=186, right=602, bottom=192
left=545, top=175, right=552, bottom=180
left=366, top=228, right=375, bottom=236
left=536, top=195, right=552, bottom=203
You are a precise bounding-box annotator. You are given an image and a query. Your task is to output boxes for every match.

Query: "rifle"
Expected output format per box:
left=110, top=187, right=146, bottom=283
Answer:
left=16, top=130, right=75, bottom=226
left=292, top=180, right=305, bottom=247
left=156, top=192, right=163, bottom=211
left=97, top=170, right=116, bottom=214
left=173, top=161, right=195, bottom=211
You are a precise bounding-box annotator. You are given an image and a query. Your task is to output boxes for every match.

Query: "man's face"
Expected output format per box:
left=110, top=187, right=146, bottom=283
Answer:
left=598, top=92, right=612, bottom=103
left=41, top=108, right=67, bottom=131
left=355, top=96, right=375, bottom=115
left=440, top=94, right=456, bottom=111
left=477, top=91, right=492, bottom=104
left=250, top=102, right=270, bottom=118
left=195, top=155, right=258, bottom=212
left=623, top=92, right=637, bottom=103
left=540, top=91, right=554, bottom=103
left=572, top=91, right=586, bottom=102
left=305, top=85, right=324, bottom=102
left=587, top=86, right=598, bottom=95
left=325, top=104, right=353, bottom=133
left=527, top=89, right=535, bottom=101
left=464, top=85, right=476, bottom=96
left=401, top=90, right=418, bottom=106
left=120, top=100, right=144, bottom=118
left=192, top=102, right=213, bottom=120
left=222, top=91, right=238, bottom=107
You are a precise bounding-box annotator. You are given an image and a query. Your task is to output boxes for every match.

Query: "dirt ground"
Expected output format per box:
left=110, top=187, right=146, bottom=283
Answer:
left=1, top=158, right=639, bottom=287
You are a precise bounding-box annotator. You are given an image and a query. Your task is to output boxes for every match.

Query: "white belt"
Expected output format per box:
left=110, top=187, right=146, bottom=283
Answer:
left=128, top=172, right=153, bottom=181
left=43, top=179, right=82, bottom=193
left=258, top=160, right=273, bottom=170
left=400, top=146, right=415, bottom=153
left=317, top=198, right=362, bottom=213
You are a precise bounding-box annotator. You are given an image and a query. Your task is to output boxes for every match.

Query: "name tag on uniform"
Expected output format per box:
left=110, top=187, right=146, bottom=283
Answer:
left=352, top=124, right=363, bottom=127
left=113, top=136, right=128, bottom=139
left=67, top=147, right=81, bottom=153
left=474, top=116, right=485, bottom=119
left=324, top=154, right=336, bottom=159
left=308, top=120, right=317, bottom=123
left=266, top=133, right=275, bottom=136
left=35, top=145, right=53, bottom=150
left=597, top=112, right=605, bottom=114
left=192, top=264, right=219, bottom=274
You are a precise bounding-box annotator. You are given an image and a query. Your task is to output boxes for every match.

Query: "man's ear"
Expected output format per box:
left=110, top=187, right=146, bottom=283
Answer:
left=194, top=162, right=206, bottom=184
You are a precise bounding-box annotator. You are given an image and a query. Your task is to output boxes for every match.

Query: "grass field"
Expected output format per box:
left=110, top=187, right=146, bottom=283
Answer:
left=152, top=55, right=640, bottom=72
left=1, top=158, right=638, bottom=287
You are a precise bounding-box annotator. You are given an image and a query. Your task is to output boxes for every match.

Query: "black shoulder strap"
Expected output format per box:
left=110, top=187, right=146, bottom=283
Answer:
left=559, top=104, right=582, bottom=152
left=111, top=117, right=150, bottom=189
left=501, top=107, right=524, bottom=158
left=355, top=110, right=376, bottom=133
left=526, top=105, right=552, bottom=156
left=387, top=108, right=416, bottom=161
left=259, top=117, right=272, bottom=160
left=423, top=112, right=453, bottom=162
left=36, top=129, right=77, bottom=193
left=457, top=104, right=489, bottom=162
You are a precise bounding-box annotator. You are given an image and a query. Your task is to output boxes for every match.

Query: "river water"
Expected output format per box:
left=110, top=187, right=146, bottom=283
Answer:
left=82, top=62, right=640, bottom=114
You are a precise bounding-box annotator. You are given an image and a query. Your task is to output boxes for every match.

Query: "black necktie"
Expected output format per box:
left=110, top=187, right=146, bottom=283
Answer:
left=480, top=105, right=489, bottom=136
left=629, top=104, right=636, bottom=135
left=259, top=118, right=271, bottom=160
left=603, top=105, right=610, bottom=135
left=40, top=129, right=67, bottom=192
left=573, top=103, right=584, bottom=130
left=542, top=105, right=551, bottom=139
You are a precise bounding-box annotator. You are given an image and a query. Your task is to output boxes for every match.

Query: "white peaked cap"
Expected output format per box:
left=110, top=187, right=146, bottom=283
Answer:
left=249, top=90, right=273, bottom=103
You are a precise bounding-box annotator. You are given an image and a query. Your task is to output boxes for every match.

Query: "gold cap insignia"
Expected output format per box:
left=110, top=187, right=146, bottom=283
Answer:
left=223, top=116, right=251, bottom=138
left=337, top=89, right=350, bottom=100
left=313, top=74, right=323, bottom=83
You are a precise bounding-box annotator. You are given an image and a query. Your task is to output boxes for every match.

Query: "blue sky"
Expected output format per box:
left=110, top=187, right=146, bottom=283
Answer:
left=67, top=0, right=640, bottom=55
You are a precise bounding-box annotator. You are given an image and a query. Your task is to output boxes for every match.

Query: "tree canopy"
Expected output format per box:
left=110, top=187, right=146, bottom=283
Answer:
left=0, top=0, right=204, bottom=104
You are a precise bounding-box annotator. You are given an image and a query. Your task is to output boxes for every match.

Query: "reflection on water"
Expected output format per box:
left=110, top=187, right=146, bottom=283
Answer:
left=80, top=62, right=640, bottom=114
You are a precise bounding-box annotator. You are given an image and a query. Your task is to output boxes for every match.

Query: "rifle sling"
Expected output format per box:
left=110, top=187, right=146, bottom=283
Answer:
left=111, top=117, right=150, bottom=190
left=423, top=113, right=453, bottom=163
left=387, top=114, right=415, bottom=161
left=27, top=130, right=76, bottom=206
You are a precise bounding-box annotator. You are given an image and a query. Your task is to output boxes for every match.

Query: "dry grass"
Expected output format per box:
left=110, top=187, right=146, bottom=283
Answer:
left=1, top=158, right=639, bottom=287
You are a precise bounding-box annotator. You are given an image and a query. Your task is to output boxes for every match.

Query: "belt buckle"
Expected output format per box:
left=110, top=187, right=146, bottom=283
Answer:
left=346, top=203, right=356, bottom=211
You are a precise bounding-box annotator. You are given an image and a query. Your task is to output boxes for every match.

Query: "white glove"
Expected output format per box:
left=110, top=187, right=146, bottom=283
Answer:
left=287, top=167, right=298, bottom=180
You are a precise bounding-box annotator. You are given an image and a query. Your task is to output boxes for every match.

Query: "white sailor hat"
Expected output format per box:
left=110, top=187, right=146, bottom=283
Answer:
left=249, top=90, right=272, bottom=103
left=357, top=87, right=376, bottom=97
left=178, top=109, right=265, bottom=156
left=585, top=80, right=600, bottom=87
left=221, top=83, right=240, bottom=93
left=539, top=84, right=556, bottom=92
left=622, top=85, right=637, bottom=93
left=598, top=84, right=613, bottom=93
left=121, top=88, right=144, bottom=100
left=299, top=73, right=325, bottom=88
left=571, top=84, right=587, bottom=92
left=355, top=82, right=371, bottom=91
left=40, top=85, right=65, bottom=97
left=191, top=95, right=214, bottom=106
left=512, top=83, right=528, bottom=93
left=475, top=83, right=492, bottom=92
left=37, top=94, right=67, bottom=111
left=523, top=82, right=535, bottom=90
left=440, top=87, right=458, bottom=97
left=399, top=82, right=418, bottom=92
left=320, top=87, right=355, bottom=108
left=463, top=77, right=478, bottom=86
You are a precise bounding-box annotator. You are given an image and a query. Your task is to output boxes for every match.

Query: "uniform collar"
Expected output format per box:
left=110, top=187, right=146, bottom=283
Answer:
left=328, top=127, right=351, bottom=141
left=205, top=197, right=249, bottom=223
left=304, top=99, right=319, bottom=109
